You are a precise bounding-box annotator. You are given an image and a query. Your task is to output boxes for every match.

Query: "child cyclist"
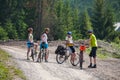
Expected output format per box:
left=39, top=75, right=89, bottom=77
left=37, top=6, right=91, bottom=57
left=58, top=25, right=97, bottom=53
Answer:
left=26, top=27, right=38, bottom=60
left=37, top=28, right=50, bottom=62
left=66, top=31, right=76, bottom=63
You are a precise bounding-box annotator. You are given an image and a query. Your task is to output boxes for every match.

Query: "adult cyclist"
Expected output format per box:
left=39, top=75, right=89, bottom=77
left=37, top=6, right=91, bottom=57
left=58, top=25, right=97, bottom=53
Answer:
left=88, top=30, right=98, bottom=68
left=66, top=31, right=76, bottom=63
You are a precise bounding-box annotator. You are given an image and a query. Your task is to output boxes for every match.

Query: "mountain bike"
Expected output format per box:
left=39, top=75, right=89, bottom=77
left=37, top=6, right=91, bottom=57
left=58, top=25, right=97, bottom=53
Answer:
left=79, top=43, right=87, bottom=69
left=37, top=43, right=49, bottom=62
left=55, top=45, right=79, bottom=66
left=79, top=51, right=84, bottom=69
left=30, top=44, right=37, bottom=61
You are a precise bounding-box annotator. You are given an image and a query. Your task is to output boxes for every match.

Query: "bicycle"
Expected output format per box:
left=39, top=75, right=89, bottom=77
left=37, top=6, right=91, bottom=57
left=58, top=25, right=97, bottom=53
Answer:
left=37, top=43, right=49, bottom=62
left=55, top=45, right=79, bottom=66
left=79, top=43, right=86, bottom=69
left=30, top=43, right=37, bottom=61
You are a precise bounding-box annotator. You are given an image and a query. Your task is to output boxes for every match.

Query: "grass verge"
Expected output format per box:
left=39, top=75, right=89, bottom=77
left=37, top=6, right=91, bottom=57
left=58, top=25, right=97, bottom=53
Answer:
left=0, top=48, right=26, bottom=80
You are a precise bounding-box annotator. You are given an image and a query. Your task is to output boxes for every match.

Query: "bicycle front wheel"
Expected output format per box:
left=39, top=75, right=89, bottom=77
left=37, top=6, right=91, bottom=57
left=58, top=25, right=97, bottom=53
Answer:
left=70, top=53, right=79, bottom=66
left=56, top=54, right=67, bottom=64
left=31, top=49, right=34, bottom=61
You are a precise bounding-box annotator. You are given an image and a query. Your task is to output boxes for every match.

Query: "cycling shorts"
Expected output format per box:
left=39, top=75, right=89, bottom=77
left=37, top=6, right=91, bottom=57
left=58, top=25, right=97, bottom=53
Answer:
left=27, top=41, right=34, bottom=48
left=40, top=42, right=48, bottom=49
left=89, top=47, right=97, bottom=58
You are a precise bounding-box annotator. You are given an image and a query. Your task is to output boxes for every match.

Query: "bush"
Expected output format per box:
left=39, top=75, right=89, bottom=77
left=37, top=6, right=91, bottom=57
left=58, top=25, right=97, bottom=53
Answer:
left=4, top=19, right=18, bottom=39
left=0, top=27, right=8, bottom=40
left=113, top=37, right=120, bottom=44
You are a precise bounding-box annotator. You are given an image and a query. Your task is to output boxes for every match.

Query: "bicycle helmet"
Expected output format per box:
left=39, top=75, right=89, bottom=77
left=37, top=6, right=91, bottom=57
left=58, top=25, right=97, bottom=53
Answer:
left=88, top=30, right=93, bottom=33
left=67, top=31, right=72, bottom=35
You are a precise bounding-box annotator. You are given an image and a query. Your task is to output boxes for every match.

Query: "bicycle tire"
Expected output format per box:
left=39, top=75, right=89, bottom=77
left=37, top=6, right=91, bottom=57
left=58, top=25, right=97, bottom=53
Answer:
left=80, top=62, right=83, bottom=69
left=39, top=50, right=43, bottom=62
left=79, top=51, right=83, bottom=69
left=70, top=53, right=79, bottom=66
left=39, top=52, right=41, bottom=62
left=31, top=49, right=34, bottom=61
left=56, top=54, right=67, bottom=64
left=41, top=52, right=45, bottom=62
left=40, top=48, right=46, bottom=62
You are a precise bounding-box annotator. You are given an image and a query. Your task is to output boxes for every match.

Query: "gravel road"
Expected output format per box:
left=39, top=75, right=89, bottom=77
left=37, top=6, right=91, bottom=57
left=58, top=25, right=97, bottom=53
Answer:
left=0, top=45, right=99, bottom=80
left=0, top=45, right=120, bottom=80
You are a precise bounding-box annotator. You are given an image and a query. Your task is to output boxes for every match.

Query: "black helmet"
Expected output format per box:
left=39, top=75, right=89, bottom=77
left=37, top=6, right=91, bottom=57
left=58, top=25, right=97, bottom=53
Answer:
left=88, top=30, right=93, bottom=33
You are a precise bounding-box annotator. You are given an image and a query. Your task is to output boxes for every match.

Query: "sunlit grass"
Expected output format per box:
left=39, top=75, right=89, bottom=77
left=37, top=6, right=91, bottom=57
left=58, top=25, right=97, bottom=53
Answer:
left=0, top=49, right=26, bottom=80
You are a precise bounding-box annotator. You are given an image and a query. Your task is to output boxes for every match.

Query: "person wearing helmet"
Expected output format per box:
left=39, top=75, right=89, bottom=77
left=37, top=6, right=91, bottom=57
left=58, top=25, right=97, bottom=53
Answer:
left=37, top=28, right=50, bottom=62
left=88, top=30, right=98, bottom=68
left=66, top=31, right=76, bottom=62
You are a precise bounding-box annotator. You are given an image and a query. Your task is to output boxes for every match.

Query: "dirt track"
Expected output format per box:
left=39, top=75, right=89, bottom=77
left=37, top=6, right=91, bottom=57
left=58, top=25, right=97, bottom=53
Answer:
left=0, top=45, right=120, bottom=80
left=0, top=45, right=99, bottom=80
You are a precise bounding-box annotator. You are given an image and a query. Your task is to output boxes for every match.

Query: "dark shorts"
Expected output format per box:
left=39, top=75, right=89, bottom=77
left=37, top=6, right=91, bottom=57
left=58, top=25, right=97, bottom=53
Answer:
left=69, top=46, right=75, bottom=53
left=89, top=47, right=97, bottom=58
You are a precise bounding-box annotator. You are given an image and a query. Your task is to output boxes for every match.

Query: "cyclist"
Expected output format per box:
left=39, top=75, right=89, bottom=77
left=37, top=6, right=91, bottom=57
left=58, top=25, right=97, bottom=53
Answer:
left=26, top=27, right=38, bottom=60
left=37, top=28, right=50, bottom=62
left=88, top=30, right=98, bottom=68
left=66, top=31, right=76, bottom=63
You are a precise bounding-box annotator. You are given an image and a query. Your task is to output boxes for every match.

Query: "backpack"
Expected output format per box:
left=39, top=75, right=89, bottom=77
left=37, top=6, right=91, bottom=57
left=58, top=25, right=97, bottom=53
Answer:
left=55, top=45, right=66, bottom=55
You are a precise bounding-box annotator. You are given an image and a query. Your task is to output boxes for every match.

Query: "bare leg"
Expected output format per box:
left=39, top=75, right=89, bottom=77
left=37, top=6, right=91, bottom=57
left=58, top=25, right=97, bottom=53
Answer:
left=71, top=53, right=76, bottom=62
left=88, top=57, right=92, bottom=68
left=93, top=57, right=96, bottom=64
left=45, top=49, right=49, bottom=62
left=90, top=57, right=92, bottom=63
left=34, top=43, right=38, bottom=53
left=27, top=48, right=30, bottom=60
left=37, top=51, right=41, bottom=62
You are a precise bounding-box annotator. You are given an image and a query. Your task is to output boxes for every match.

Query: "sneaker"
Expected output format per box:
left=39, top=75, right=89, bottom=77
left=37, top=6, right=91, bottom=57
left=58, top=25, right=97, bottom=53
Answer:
left=91, top=64, right=97, bottom=68
left=88, top=63, right=92, bottom=68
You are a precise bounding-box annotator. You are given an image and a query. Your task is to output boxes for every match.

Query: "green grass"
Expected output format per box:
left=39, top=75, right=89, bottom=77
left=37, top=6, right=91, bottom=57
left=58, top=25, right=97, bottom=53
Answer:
left=86, top=48, right=108, bottom=59
left=0, top=49, right=26, bottom=80
left=111, top=42, right=120, bottom=59
left=0, top=63, right=12, bottom=80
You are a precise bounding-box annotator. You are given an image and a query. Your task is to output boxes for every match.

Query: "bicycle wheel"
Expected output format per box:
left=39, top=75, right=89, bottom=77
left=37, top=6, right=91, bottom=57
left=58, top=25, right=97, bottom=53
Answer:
left=45, top=50, right=49, bottom=62
left=70, top=52, right=79, bottom=66
left=79, top=51, right=83, bottom=69
left=38, top=51, right=41, bottom=62
left=41, top=52, right=45, bottom=62
left=56, top=53, right=67, bottom=64
left=39, top=49, right=43, bottom=62
left=31, top=49, right=34, bottom=61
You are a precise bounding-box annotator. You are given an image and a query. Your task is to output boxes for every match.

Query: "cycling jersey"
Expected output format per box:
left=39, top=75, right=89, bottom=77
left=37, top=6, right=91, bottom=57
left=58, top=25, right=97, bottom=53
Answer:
left=90, top=34, right=97, bottom=47
left=66, top=36, right=74, bottom=46
left=41, top=33, right=48, bottom=44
